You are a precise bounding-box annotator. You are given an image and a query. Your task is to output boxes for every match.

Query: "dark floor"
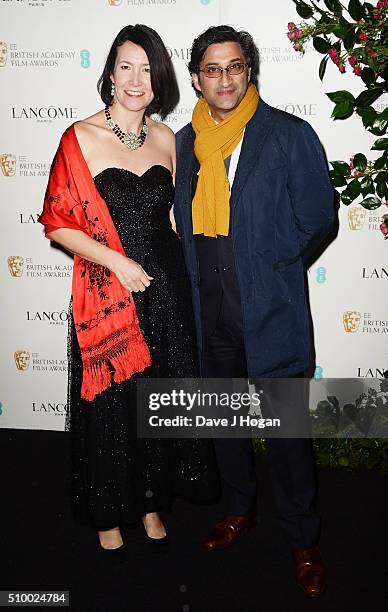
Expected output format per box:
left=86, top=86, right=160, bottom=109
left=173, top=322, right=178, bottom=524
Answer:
left=1, top=429, right=387, bottom=612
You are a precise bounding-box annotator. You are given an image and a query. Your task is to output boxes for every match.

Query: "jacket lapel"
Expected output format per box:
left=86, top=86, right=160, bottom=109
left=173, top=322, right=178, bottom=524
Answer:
left=177, top=125, right=198, bottom=204
left=231, top=99, right=273, bottom=207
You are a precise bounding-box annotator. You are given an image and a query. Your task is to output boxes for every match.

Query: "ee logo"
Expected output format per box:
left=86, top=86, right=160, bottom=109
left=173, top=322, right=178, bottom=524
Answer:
left=316, top=267, right=327, bottom=283
left=314, top=366, right=324, bottom=380
left=80, top=49, right=91, bottom=69
left=200, top=0, right=210, bottom=5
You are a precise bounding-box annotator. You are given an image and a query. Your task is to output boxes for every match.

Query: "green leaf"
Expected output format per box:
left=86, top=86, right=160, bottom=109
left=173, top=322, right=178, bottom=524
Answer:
left=376, top=180, right=386, bottom=199
left=365, top=56, right=378, bottom=72
left=331, top=160, right=351, bottom=175
left=339, top=456, right=350, bottom=467
left=332, top=23, right=349, bottom=38
left=333, top=41, right=342, bottom=54
left=361, top=67, right=375, bottom=87
left=313, top=37, right=332, bottom=54
left=324, top=0, right=343, bottom=15
left=362, top=2, right=375, bottom=21
left=355, top=88, right=384, bottom=108
left=332, top=100, right=355, bottom=120
left=357, top=106, right=377, bottom=128
left=374, top=154, right=387, bottom=170
left=347, top=178, right=361, bottom=199
left=343, top=29, right=357, bottom=51
left=368, top=117, right=388, bottom=137
left=339, top=15, right=352, bottom=26
left=357, top=47, right=367, bottom=63
left=327, top=90, right=356, bottom=104
left=348, top=0, right=363, bottom=20
left=319, top=56, right=328, bottom=81
left=360, top=176, right=375, bottom=196
left=317, top=12, right=334, bottom=24
left=323, top=0, right=334, bottom=9
left=372, top=138, right=388, bottom=151
left=360, top=195, right=382, bottom=209
left=353, top=153, right=367, bottom=172
left=384, top=64, right=388, bottom=84
left=295, top=1, right=314, bottom=18
left=331, top=173, right=348, bottom=187
left=341, top=189, right=354, bottom=205
left=375, top=171, right=387, bottom=185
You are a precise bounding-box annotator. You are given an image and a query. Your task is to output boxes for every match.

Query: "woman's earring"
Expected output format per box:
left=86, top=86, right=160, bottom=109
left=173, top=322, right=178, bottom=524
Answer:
left=111, top=82, right=115, bottom=97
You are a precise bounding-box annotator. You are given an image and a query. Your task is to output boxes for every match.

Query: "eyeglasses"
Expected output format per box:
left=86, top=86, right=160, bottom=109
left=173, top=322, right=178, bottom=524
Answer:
left=199, top=62, right=248, bottom=78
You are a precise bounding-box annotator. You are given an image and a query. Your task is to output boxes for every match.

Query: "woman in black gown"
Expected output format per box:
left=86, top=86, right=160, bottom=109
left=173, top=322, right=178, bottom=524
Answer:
left=40, top=25, right=218, bottom=550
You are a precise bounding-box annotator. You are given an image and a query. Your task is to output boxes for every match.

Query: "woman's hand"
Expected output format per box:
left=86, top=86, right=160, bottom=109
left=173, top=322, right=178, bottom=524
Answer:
left=110, top=252, right=153, bottom=292
left=44, top=228, right=153, bottom=293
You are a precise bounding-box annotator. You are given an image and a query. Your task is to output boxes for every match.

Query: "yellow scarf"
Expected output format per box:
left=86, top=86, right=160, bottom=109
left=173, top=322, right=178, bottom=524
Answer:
left=192, top=83, right=259, bottom=237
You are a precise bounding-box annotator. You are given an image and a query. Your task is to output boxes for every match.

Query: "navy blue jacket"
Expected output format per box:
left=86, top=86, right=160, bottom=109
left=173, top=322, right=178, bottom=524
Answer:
left=174, top=99, right=334, bottom=377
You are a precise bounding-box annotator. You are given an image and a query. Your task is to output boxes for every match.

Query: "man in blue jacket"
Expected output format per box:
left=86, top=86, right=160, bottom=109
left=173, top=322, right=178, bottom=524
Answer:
left=174, top=25, right=334, bottom=598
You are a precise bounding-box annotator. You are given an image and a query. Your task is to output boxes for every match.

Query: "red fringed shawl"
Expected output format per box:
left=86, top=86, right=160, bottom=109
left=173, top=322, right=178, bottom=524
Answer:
left=39, top=125, right=151, bottom=401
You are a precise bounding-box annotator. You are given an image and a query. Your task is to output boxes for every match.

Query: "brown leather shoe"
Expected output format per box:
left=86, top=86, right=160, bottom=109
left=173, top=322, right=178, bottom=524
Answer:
left=292, top=547, right=326, bottom=598
left=203, top=512, right=257, bottom=551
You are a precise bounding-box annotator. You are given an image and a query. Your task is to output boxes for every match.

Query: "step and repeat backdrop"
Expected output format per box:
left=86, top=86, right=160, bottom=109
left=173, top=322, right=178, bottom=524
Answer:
left=0, top=0, right=386, bottom=430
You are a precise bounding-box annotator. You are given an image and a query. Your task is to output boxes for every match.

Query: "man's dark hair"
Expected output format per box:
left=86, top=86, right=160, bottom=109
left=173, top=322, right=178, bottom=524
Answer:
left=188, top=25, right=260, bottom=96
left=97, top=24, right=179, bottom=119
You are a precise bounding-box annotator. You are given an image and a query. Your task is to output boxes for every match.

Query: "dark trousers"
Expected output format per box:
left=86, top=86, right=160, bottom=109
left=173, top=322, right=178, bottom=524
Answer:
left=201, top=285, right=321, bottom=549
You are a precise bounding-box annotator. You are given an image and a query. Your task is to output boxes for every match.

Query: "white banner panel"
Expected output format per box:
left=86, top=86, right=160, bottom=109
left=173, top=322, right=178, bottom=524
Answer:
left=0, top=0, right=386, bottom=430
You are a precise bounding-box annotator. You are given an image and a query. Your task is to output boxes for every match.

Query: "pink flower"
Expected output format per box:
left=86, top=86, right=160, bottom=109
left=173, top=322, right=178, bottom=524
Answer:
left=353, top=170, right=361, bottom=177
left=365, top=46, right=377, bottom=58
left=293, top=43, right=302, bottom=51
left=377, top=0, right=382, bottom=7
left=358, top=33, right=369, bottom=41
left=287, top=31, right=297, bottom=40
left=349, top=158, right=354, bottom=169
left=288, top=22, right=296, bottom=31
left=379, top=223, right=388, bottom=236
left=348, top=55, right=358, bottom=66
left=353, top=66, right=362, bottom=75
left=329, top=49, right=337, bottom=60
left=295, top=29, right=302, bottom=38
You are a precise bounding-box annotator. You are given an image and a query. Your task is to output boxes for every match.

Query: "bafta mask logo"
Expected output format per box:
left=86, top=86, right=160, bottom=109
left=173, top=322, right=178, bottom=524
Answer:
left=348, top=207, right=366, bottom=230
left=14, top=350, right=31, bottom=371
left=0, top=42, right=7, bottom=67
left=343, top=310, right=361, bottom=333
left=108, top=0, right=122, bottom=5
left=7, top=255, right=24, bottom=277
left=1, top=153, right=17, bottom=177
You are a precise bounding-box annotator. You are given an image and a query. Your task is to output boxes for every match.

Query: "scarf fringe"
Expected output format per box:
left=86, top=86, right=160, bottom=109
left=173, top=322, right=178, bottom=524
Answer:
left=80, top=331, right=151, bottom=401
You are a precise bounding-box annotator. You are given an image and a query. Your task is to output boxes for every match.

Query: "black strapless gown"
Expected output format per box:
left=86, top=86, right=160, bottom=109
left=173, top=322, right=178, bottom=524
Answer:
left=68, top=165, right=218, bottom=529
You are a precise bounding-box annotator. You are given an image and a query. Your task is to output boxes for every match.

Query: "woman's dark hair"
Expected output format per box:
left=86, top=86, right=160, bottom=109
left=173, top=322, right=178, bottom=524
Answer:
left=188, top=25, right=260, bottom=96
left=97, top=24, right=179, bottom=119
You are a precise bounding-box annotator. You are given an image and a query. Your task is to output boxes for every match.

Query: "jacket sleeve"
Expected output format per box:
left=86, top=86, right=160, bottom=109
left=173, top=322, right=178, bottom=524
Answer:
left=173, top=129, right=185, bottom=235
left=287, top=121, right=335, bottom=266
